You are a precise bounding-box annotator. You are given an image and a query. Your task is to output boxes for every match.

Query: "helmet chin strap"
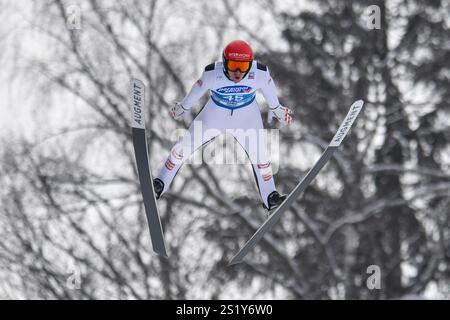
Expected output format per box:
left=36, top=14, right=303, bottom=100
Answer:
left=223, top=67, right=233, bottom=81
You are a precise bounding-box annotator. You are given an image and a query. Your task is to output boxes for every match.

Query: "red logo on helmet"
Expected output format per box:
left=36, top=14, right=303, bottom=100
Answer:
left=228, top=52, right=250, bottom=59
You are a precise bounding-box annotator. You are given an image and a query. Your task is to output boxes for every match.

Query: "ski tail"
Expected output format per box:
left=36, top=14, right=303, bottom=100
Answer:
left=229, top=100, right=364, bottom=265
left=130, top=78, right=168, bottom=257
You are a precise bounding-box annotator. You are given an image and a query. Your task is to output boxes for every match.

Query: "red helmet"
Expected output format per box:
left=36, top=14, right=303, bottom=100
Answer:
left=223, top=40, right=253, bottom=62
left=223, top=40, right=253, bottom=74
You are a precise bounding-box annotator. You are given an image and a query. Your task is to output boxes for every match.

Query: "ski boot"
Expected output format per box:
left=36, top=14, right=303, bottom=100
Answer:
left=266, top=191, right=287, bottom=213
left=153, top=178, right=164, bottom=200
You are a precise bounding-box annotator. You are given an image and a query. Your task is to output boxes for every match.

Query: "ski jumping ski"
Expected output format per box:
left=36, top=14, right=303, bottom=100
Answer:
left=130, top=78, right=168, bottom=257
left=229, top=99, right=364, bottom=265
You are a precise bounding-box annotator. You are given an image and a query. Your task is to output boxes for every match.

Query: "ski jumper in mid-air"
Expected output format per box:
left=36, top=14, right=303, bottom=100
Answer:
left=153, top=40, right=293, bottom=210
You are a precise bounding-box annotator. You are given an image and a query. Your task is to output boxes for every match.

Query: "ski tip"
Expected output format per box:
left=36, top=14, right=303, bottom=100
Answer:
left=353, top=99, right=364, bottom=107
left=329, top=99, right=365, bottom=147
left=130, top=78, right=146, bottom=130
left=131, top=78, right=144, bottom=87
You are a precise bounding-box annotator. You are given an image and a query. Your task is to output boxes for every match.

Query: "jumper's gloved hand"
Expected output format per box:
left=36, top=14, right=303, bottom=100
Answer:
left=170, top=102, right=188, bottom=120
left=268, top=105, right=293, bottom=126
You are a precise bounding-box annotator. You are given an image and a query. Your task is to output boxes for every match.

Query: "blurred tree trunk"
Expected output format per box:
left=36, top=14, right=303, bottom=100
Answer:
left=372, top=0, right=406, bottom=298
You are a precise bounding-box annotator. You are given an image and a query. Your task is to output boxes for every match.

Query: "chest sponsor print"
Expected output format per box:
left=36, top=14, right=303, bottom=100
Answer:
left=211, top=85, right=256, bottom=110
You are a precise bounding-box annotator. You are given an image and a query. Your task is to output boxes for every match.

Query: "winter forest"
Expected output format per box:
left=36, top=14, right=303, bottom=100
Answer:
left=0, top=0, right=449, bottom=299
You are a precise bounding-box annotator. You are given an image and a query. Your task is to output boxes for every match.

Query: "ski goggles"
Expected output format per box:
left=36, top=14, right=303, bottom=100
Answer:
left=226, top=60, right=251, bottom=73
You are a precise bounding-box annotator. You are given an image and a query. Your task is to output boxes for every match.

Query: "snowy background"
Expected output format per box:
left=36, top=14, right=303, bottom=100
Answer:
left=0, top=0, right=449, bottom=299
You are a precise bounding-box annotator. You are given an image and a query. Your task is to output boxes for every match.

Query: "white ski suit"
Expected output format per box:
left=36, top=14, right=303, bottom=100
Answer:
left=157, top=61, right=282, bottom=208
